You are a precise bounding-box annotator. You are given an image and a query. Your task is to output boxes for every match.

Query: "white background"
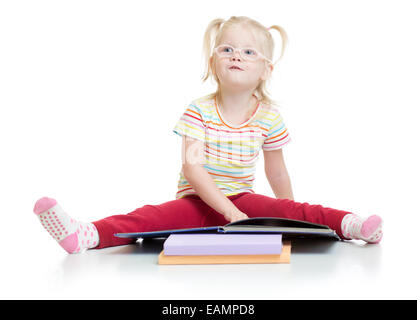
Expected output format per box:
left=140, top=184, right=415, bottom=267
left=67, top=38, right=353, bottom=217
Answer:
left=1, top=0, right=416, bottom=299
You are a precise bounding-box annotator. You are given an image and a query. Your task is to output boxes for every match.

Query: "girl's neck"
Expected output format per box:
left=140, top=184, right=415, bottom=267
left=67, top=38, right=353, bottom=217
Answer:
left=217, top=88, right=257, bottom=116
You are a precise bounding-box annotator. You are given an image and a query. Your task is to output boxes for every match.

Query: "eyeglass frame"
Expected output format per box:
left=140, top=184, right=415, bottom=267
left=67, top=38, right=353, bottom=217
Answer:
left=213, top=44, right=275, bottom=65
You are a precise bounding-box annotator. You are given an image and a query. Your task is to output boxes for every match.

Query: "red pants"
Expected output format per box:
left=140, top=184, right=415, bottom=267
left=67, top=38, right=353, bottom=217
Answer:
left=92, top=193, right=351, bottom=249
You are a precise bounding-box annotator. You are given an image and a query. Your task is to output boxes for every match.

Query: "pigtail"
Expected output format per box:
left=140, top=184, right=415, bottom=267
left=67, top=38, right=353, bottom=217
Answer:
left=268, top=25, right=288, bottom=63
left=202, top=18, right=225, bottom=82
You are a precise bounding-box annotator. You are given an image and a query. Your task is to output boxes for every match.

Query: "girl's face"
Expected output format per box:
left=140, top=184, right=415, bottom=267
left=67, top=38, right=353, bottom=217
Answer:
left=212, top=24, right=272, bottom=93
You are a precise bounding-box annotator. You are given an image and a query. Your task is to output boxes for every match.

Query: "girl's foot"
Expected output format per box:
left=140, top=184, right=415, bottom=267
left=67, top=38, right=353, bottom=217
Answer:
left=341, top=214, right=383, bottom=243
left=33, top=197, right=99, bottom=253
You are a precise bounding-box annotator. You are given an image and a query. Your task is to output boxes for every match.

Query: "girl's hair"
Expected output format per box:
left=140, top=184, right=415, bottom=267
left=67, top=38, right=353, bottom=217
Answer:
left=202, top=16, right=288, bottom=106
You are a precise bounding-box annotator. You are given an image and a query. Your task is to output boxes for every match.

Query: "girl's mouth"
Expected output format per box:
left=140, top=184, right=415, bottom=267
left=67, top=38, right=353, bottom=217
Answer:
left=229, top=65, right=243, bottom=71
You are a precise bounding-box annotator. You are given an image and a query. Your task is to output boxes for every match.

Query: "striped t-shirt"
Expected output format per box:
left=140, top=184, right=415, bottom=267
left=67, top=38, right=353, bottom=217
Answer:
left=173, top=95, right=291, bottom=199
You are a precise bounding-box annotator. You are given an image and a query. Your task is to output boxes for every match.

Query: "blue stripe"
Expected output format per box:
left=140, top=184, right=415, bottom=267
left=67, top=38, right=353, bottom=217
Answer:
left=257, top=119, right=270, bottom=127
left=268, top=123, right=285, bottom=137
left=204, top=165, right=255, bottom=175
left=206, top=141, right=260, bottom=154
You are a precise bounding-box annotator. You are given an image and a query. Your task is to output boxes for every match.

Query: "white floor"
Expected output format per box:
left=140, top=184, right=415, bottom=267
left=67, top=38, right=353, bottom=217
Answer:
left=2, top=215, right=415, bottom=300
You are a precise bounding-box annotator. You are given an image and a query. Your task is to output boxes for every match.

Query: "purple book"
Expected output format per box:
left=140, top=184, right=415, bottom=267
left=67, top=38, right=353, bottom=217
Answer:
left=163, top=234, right=282, bottom=256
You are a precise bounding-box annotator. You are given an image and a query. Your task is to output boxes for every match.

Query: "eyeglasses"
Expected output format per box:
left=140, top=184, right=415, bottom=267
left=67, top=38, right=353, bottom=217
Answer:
left=214, top=44, right=272, bottom=64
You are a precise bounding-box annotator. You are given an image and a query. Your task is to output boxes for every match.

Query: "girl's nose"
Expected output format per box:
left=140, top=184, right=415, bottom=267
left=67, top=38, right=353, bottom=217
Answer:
left=231, top=54, right=242, bottom=62
left=231, top=49, right=242, bottom=61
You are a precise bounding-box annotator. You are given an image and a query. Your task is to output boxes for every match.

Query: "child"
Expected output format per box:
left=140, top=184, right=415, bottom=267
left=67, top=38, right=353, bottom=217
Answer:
left=33, top=16, right=383, bottom=254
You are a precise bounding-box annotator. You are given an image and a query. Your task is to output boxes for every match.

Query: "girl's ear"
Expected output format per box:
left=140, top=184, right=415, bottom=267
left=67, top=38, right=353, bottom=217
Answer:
left=209, top=56, right=219, bottom=82
left=261, top=63, right=274, bottom=81
left=209, top=56, right=215, bottom=74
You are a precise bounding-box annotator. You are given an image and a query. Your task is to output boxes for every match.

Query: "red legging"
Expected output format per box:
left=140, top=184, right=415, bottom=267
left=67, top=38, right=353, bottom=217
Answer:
left=92, top=192, right=351, bottom=249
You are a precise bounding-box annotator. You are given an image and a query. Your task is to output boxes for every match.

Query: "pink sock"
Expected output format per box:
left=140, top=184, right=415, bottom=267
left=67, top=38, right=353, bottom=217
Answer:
left=33, top=197, right=99, bottom=253
left=341, top=214, right=383, bottom=243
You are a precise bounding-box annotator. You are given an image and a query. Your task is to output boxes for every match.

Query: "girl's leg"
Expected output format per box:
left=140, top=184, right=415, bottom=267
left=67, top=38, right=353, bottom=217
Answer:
left=92, top=195, right=229, bottom=249
left=231, top=193, right=382, bottom=243
left=33, top=194, right=233, bottom=253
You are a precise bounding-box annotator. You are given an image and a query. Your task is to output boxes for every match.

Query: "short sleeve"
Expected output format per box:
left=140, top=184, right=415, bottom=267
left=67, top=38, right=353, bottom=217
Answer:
left=173, top=102, right=206, bottom=142
left=262, top=110, right=291, bottom=151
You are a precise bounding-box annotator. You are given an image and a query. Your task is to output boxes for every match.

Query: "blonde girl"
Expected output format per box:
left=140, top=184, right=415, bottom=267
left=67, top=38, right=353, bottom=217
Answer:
left=33, top=16, right=382, bottom=253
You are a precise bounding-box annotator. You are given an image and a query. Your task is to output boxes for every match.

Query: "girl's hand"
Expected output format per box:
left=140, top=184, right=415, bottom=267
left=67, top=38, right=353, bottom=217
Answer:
left=225, top=208, right=249, bottom=223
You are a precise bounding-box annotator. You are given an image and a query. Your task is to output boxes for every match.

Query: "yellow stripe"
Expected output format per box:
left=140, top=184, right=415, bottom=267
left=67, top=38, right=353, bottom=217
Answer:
left=204, top=153, right=255, bottom=168
left=176, top=122, right=205, bottom=137
left=268, top=117, right=283, bottom=130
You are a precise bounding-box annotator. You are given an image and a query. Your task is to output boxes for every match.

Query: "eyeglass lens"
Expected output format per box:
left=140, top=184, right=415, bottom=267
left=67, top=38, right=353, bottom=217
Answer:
left=216, top=45, right=259, bottom=61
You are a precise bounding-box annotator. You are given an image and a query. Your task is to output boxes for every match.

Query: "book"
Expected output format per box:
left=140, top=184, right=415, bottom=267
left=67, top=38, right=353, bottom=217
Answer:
left=163, top=234, right=283, bottom=256
left=158, top=241, right=291, bottom=265
left=114, top=217, right=340, bottom=240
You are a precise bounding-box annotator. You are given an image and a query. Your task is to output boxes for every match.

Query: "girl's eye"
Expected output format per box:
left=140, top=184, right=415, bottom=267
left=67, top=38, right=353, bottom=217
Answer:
left=221, top=46, right=233, bottom=53
left=243, top=49, right=256, bottom=56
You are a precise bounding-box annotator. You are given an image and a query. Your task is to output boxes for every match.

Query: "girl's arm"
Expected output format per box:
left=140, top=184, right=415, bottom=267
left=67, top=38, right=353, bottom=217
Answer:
left=263, top=148, right=294, bottom=200
left=181, top=136, right=249, bottom=222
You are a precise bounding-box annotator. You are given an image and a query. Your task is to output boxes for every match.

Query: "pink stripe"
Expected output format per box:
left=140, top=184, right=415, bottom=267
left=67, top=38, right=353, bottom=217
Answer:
left=262, top=138, right=290, bottom=150
left=206, top=133, right=266, bottom=140
left=180, top=117, right=206, bottom=130
left=205, top=149, right=258, bottom=162
left=205, top=125, right=269, bottom=134
left=264, top=133, right=289, bottom=145
left=183, top=112, right=203, bottom=121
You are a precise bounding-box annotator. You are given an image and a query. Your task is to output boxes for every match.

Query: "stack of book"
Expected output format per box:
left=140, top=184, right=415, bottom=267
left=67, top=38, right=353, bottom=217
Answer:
left=158, top=234, right=291, bottom=265
left=115, top=217, right=340, bottom=265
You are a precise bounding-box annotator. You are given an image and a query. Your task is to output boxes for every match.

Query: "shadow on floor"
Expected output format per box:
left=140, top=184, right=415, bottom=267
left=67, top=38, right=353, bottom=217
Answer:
left=106, top=238, right=166, bottom=255
left=288, top=238, right=339, bottom=254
